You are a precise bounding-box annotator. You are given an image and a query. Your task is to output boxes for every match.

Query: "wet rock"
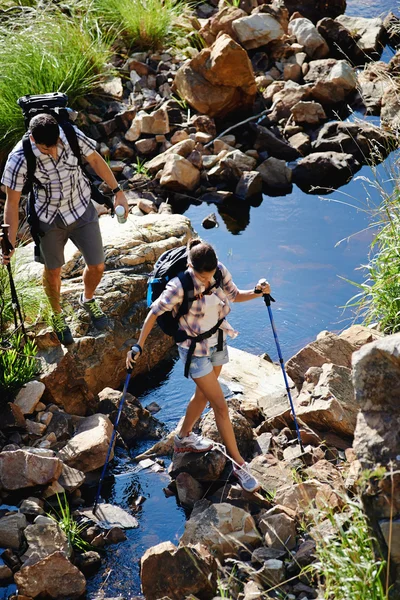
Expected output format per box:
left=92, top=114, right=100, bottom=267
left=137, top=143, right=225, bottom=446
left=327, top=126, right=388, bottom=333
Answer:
left=176, top=472, right=204, bottom=507
left=141, top=541, right=217, bottom=600
left=0, top=450, right=62, bottom=490
left=181, top=503, right=260, bottom=555
left=14, top=381, right=45, bottom=415
left=74, top=551, right=102, bottom=576
left=21, top=522, right=70, bottom=566
left=160, top=155, right=200, bottom=191
left=252, top=124, right=300, bottom=160
left=235, top=171, right=262, bottom=200
left=200, top=407, right=254, bottom=459
left=14, top=551, right=86, bottom=599
left=256, top=157, right=292, bottom=193
left=232, top=13, right=285, bottom=49
left=336, top=15, right=385, bottom=59
left=170, top=449, right=226, bottom=481
left=288, top=17, right=329, bottom=58
left=290, top=100, right=326, bottom=124
left=258, top=508, right=296, bottom=549
left=305, top=58, right=356, bottom=104
left=104, top=527, right=127, bottom=544
left=0, top=514, right=27, bottom=550
left=291, top=151, right=361, bottom=194
left=57, top=414, right=114, bottom=472
left=202, top=213, right=219, bottom=229
left=174, top=34, right=256, bottom=118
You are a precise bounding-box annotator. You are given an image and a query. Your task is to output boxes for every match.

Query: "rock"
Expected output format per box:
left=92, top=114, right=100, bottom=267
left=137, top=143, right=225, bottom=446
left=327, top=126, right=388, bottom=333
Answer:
left=339, top=324, right=383, bottom=349
left=252, top=124, right=300, bottom=160
left=58, top=464, right=85, bottom=493
left=288, top=17, right=329, bottom=58
left=81, top=503, right=139, bottom=529
left=0, top=403, right=26, bottom=430
left=220, top=149, right=257, bottom=172
left=256, top=157, right=292, bottom=193
left=291, top=151, right=361, bottom=194
left=135, top=138, right=157, bottom=155
left=138, top=198, right=158, bottom=214
left=243, top=579, right=264, bottom=600
left=170, top=449, right=226, bottom=481
left=248, top=455, right=293, bottom=493
left=305, top=58, right=356, bottom=104
left=199, top=6, right=247, bottom=45
left=270, top=81, right=312, bottom=120
left=305, top=459, right=345, bottom=489
left=232, top=14, right=285, bottom=50
left=26, top=420, right=46, bottom=436
left=288, top=132, right=311, bottom=155
left=356, top=62, right=392, bottom=115
left=74, top=550, right=102, bottom=577
left=176, top=472, right=204, bottom=507
left=57, top=414, right=114, bottom=472
left=312, top=121, right=396, bottom=165
left=146, top=139, right=196, bottom=173
left=19, top=497, right=44, bottom=517
left=258, top=509, right=296, bottom=549
left=284, top=62, right=302, bottom=82
left=98, top=76, right=123, bottom=99
left=159, top=154, right=200, bottom=191
left=282, top=0, right=346, bottom=23
left=125, top=118, right=142, bottom=142
left=191, top=114, right=217, bottom=137
left=202, top=213, right=219, bottom=229
left=336, top=15, right=385, bottom=59
left=181, top=503, right=260, bottom=555
left=286, top=331, right=355, bottom=389
left=14, top=551, right=86, bottom=599
left=255, top=431, right=272, bottom=454
left=21, top=522, right=70, bottom=566
left=141, top=541, right=217, bottom=600
left=381, top=87, right=400, bottom=131
left=14, top=381, right=45, bottom=415
left=290, top=100, right=326, bottom=124
left=255, top=558, right=285, bottom=587
left=0, top=513, right=27, bottom=550
left=274, top=479, right=327, bottom=513
left=200, top=407, right=254, bottom=459
left=174, top=34, right=256, bottom=118
left=317, top=17, right=363, bottom=62
left=0, top=450, right=62, bottom=490
left=139, top=105, right=170, bottom=135
left=104, top=527, right=127, bottom=544
left=235, top=171, right=262, bottom=200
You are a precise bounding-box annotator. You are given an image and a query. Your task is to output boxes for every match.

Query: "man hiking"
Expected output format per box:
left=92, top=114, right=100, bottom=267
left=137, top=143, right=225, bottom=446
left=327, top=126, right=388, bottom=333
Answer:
left=127, top=238, right=271, bottom=493
left=1, top=113, right=129, bottom=345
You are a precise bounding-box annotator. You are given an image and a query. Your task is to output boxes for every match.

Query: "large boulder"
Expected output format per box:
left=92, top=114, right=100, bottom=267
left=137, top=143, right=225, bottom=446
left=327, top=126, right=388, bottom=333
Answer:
left=257, top=157, right=292, bottom=194
left=170, top=449, right=227, bottom=481
left=141, top=541, right=217, bottom=600
left=159, top=154, right=201, bottom=192
left=304, top=58, right=357, bottom=104
left=181, top=503, right=260, bottom=555
left=336, top=15, right=385, bottom=59
left=291, top=151, right=361, bottom=193
left=200, top=407, right=255, bottom=459
left=0, top=449, right=62, bottom=490
left=288, top=17, right=329, bottom=58
left=57, top=414, right=113, bottom=472
left=281, top=0, right=346, bottom=23
left=232, top=13, right=285, bottom=50
left=14, top=551, right=86, bottom=599
left=174, top=34, right=256, bottom=118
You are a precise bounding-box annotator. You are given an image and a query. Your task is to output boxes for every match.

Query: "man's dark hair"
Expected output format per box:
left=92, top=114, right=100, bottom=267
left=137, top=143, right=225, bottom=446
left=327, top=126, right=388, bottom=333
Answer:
left=29, top=113, right=60, bottom=146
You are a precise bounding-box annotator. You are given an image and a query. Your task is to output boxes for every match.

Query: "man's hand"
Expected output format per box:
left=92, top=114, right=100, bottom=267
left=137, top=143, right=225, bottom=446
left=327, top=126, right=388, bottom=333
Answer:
left=114, top=190, right=129, bottom=219
left=126, top=344, right=142, bottom=370
left=254, top=279, right=271, bottom=295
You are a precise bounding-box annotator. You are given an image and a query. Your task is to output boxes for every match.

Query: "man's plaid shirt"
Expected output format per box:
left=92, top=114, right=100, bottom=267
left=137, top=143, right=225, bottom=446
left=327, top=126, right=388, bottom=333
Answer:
left=151, top=263, right=239, bottom=356
left=1, top=126, right=96, bottom=225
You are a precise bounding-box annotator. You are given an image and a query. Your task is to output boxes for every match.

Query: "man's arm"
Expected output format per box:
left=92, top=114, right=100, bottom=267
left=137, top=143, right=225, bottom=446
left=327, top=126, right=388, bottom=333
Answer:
left=1, top=188, right=22, bottom=264
left=85, top=151, right=129, bottom=217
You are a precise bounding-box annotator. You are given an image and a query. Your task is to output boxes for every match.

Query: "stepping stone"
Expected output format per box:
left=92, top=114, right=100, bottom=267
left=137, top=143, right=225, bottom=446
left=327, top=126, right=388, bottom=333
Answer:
left=82, top=503, right=138, bottom=529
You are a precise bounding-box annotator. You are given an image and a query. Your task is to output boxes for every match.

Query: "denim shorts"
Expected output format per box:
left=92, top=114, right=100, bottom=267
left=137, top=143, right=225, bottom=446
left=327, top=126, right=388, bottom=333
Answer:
left=178, top=342, right=229, bottom=379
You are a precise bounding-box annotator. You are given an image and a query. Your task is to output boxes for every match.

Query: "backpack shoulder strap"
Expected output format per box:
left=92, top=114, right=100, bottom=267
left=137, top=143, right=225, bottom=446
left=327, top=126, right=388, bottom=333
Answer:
left=22, top=133, right=36, bottom=188
left=176, top=270, right=194, bottom=319
left=60, top=121, right=83, bottom=166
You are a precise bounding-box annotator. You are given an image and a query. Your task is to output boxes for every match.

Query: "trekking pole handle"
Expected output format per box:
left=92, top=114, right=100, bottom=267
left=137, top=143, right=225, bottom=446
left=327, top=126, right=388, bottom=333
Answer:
left=1, top=224, right=14, bottom=255
left=263, top=293, right=275, bottom=307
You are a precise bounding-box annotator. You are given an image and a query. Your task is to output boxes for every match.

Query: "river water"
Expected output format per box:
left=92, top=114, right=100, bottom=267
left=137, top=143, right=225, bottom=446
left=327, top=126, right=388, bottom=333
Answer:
left=32, top=1, right=400, bottom=598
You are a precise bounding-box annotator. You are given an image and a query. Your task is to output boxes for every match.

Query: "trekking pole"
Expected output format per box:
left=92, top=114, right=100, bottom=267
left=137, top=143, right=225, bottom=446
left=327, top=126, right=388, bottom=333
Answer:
left=92, top=367, right=133, bottom=516
left=262, top=293, right=305, bottom=453
left=0, top=224, right=27, bottom=342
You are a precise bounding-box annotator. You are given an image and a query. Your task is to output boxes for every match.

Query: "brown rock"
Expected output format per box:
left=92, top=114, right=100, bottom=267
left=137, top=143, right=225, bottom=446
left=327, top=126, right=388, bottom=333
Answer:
left=201, top=407, right=254, bottom=458
left=135, top=138, right=157, bottom=155
left=290, top=100, right=326, bottom=124
left=0, top=450, right=62, bottom=490
left=176, top=472, right=204, bottom=507
left=0, top=513, right=27, bottom=550
left=159, top=155, right=201, bottom=191
left=199, top=6, right=247, bottom=45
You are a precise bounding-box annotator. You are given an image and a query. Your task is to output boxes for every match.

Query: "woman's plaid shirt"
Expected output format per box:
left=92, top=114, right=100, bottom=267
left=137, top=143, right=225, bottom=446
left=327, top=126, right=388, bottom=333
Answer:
left=1, top=126, right=96, bottom=225
left=150, top=262, right=239, bottom=356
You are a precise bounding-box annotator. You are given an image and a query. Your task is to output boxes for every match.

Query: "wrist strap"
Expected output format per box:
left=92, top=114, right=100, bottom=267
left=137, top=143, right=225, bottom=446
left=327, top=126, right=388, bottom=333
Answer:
left=131, top=343, right=142, bottom=356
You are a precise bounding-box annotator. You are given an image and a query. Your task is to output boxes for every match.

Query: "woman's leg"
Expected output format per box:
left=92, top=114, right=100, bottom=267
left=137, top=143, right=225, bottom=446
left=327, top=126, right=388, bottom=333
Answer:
left=192, top=369, right=244, bottom=465
left=179, top=365, right=223, bottom=437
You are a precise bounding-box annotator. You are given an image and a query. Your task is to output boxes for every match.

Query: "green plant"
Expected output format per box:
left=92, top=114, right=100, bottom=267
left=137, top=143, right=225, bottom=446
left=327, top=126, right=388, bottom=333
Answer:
left=311, top=498, right=388, bottom=600
left=0, top=6, right=111, bottom=157
left=224, top=0, right=241, bottom=7
left=0, top=333, right=39, bottom=405
left=133, top=156, right=149, bottom=175
left=48, top=493, right=92, bottom=553
left=92, top=0, right=183, bottom=51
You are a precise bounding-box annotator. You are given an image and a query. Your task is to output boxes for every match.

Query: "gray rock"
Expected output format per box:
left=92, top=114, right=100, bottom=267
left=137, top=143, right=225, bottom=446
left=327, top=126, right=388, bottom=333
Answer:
left=21, top=522, right=70, bottom=566
left=291, top=151, right=361, bottom=194
left=252, top=124, right=300, bottom=160
left=14, top=380, right=45, bottom=415
left=317, top=17, right=363, bottom=62
left=19, top=497, right=44, bottom=517
left=305, top=58, right=356, bottom=104
left=235, top=171, right=262, bottom=200
left=288, top=17, right=329, bottom=58
left=58, top=463, right=85, bottom=493
left=176, top=472, right=204, bottom=507
left=0, top=513, right=27, bottom=550
left=336, top=15, right=385, bottom=58
left=257, top=157, right=292, bottom=193
left=0, top=450, right=62, bottom=490
left=288, top=132, right=311, bottom=155
left=201, top=407, right=254, bottom=459
left=232, top=13, right=284, bottom=49
left=170, top=449, right=226, bottom=481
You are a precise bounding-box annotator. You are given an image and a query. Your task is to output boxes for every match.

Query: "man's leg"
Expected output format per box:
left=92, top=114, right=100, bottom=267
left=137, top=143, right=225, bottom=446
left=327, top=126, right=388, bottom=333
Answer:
left=82, top=263, right=105, bottom=300
left=43, top=266, right=62, bottom=313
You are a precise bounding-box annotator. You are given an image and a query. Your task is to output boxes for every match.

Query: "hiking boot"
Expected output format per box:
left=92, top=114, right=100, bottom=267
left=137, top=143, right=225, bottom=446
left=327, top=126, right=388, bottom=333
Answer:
left=174, top=432, right=214, bottom=453
left=232, top=462, right=260, bottom=493
left=51, top=312, right=74, bottom=346
left=79, top=294, right=108, bottom=330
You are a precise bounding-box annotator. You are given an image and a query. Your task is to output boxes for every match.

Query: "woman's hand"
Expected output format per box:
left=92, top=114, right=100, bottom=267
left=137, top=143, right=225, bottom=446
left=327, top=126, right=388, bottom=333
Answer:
left=254, top=279, right=271, bottom=295
left=126, top=344, right=142, bottom=369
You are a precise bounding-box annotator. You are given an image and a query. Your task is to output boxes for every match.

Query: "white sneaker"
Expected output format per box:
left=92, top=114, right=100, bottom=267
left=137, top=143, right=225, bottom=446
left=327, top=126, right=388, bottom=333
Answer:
left=174, top=432, right=214, bottom=453
left=232, top=462, right=260, bottom=493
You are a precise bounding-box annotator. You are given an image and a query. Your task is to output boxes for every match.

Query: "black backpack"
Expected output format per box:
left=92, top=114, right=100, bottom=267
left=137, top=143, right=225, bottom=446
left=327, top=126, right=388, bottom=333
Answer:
left=17, top=93, right=114, bottom=259
left=147, top=245, right=223, bottom=343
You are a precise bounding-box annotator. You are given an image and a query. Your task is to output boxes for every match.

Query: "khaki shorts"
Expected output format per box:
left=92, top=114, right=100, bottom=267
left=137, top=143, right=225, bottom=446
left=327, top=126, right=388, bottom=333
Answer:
left=38, top=202, right=104, bottom=270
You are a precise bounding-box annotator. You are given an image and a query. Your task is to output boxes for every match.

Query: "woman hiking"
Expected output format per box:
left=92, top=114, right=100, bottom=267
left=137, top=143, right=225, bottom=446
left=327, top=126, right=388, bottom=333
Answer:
left=126, top=238, right=271, bottom=493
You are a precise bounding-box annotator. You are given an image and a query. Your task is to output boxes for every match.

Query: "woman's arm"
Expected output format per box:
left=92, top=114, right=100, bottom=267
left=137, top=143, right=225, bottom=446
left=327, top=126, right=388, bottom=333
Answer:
left=234, top=280, right=271, bottom=303
left=126, top=310, right=158, bottom=369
